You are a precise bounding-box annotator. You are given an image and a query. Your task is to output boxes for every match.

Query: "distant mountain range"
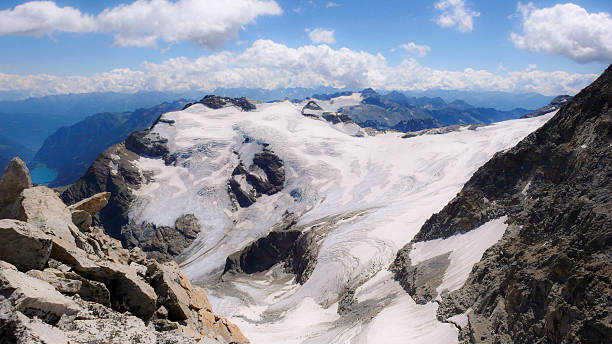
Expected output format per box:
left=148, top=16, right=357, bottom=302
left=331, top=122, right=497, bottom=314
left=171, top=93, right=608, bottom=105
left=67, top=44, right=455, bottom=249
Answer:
left=0, top=88, right=557, bottom=186
left=327, top=88, right=530, bottom=132
left=31, top=100, right=188, bottom=186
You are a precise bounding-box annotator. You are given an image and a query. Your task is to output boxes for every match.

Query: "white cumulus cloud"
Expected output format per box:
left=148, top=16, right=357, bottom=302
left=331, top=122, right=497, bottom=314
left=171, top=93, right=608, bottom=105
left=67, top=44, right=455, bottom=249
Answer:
left=0, top=40, right=597, bottom=98
left=399, top=42, right=431, bottom=58
left=511, top=2, right=612, bottom=64
left=0, top=1, right=95, bottom=36
left=434, top=0, right=479, bottom=32
left=0, top=0, right=283, bottom=48
left=308, top=28, right=336, bottom=44
left=326, top=2, right=341, bottom=8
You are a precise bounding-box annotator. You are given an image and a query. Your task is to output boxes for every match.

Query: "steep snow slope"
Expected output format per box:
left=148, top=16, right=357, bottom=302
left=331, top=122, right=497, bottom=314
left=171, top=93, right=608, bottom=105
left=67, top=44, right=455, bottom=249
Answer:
left=126, top=96, right=554, bottom=343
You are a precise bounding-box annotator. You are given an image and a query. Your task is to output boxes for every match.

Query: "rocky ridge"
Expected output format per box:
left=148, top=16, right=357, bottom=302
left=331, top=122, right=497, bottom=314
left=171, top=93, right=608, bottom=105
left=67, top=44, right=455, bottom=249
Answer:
left=521, top=95, right=572, bottom=119
left=60, top=96, right=259, bottom=262
left=392, top=65, right=612, bottom=342
left=0, top=157, right=249, bottom=344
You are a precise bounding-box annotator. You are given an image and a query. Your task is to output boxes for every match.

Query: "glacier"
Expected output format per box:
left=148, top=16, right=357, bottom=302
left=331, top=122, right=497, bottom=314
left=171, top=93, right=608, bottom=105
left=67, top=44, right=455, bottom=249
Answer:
left=126, top=95, right=555, bottom=344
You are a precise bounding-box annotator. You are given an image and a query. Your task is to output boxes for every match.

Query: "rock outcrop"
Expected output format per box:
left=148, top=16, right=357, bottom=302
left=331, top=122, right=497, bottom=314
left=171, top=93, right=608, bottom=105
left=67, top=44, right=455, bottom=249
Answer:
left=393, top=65, right=612, bottom=343
left=0, top=219, right=52, bottom=272
left=0, top=163, right=249, bottom=343
left=521, top=95, right=573, bottom=118
left=0, top=157, right=32, bottom=219
left=184, top=95, right=256, bottom=112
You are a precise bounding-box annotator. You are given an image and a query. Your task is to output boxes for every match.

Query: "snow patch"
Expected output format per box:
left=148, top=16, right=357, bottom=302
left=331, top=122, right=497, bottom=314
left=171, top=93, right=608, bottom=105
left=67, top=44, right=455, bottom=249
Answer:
left=410, top=216, right=508, bottom=296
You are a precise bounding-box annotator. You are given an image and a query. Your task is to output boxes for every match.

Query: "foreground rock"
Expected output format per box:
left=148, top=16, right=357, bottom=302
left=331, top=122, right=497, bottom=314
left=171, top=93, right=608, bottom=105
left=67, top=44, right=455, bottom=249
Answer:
left=393, top=65, right=612, bottom=342
left=0, top=164, right=249, bottom=343
left=0, top=219, right=52, bottom=271
left=0, top=157, right=32, bottom=219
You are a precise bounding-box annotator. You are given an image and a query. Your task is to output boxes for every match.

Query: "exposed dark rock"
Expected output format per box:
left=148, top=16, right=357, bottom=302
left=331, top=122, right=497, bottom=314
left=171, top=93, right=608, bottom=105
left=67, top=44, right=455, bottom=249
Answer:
left=0, top=157, right=32, bottom=219
left=186, top=95, right=256, bottom=111
left=521, top=95, right=573, bottom=119
left=337, top=288, right=357, bottom=316
left=322, top=112, right=354, bottom=124
left=303, top=100, right=323, bottom=111
left=398, top=64, right=612, bottom=343
left=60, top=143, right=143, bottom=241
left=223, top=230, right=301, bottom=275
left=390, top=245, right=451, bottom=304
left=121, top=214, right=201, bottom=263
left=227, top=149, right=285, bottom=208
left=391, top=118, right=445, bottom=132
left=124, top=130, right=169, bottom=158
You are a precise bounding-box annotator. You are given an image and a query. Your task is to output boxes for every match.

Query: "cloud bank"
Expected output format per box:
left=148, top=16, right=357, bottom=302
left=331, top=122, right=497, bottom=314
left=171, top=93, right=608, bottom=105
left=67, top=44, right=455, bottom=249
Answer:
left=0, top=0, right=282, bottom=48
left=511, top=2, right=612, bottom=63
left=434, top=0, right=479, bottom=32
left=0, top=40, right=597, bottom=97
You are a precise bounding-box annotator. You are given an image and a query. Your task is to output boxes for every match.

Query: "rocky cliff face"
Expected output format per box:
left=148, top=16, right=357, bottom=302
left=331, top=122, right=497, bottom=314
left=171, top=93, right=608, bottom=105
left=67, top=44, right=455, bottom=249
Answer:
left=392, top=65, right=612, bottom=343
left=0, top=157, right=249, bottom=344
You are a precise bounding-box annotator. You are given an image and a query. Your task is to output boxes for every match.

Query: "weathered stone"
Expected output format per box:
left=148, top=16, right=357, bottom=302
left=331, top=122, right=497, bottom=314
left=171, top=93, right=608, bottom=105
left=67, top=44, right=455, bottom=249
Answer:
left=17, top=186, right=78, bottom=246
left=68, top=192, right=111, bottom=216
left=0, top=219, right=52, bottom=271
left=147, top=261, right=209, bottom=320
left=390, top=247, right=451, bottom=304
left=199, top=311, right=250, bottom=344
left=0, top=260, right=17, bottom=271
left=26, top=270, right=82, bottom=294
left=0, top=269, right=81, bottom=323
left=62, top=271, right=111, bottom=306
left=71, top=210, right=92, bottom=232
left=122, top=214, right=201, bottom=263
left=0, top=299, right=69, bottom=344
left=409, top=65, right=612, bottom=343
left=0, top=157, right=32, bottom=219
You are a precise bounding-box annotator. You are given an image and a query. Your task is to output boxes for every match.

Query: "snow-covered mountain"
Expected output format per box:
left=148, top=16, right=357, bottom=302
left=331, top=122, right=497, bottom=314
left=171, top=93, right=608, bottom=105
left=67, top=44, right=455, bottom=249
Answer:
left=61, top=92, right=554, bottom=343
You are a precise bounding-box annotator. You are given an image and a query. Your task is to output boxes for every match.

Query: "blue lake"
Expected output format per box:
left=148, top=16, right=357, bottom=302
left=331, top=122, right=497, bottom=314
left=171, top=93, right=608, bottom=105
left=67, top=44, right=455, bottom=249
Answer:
left=30, top=168, right=57, bottom=185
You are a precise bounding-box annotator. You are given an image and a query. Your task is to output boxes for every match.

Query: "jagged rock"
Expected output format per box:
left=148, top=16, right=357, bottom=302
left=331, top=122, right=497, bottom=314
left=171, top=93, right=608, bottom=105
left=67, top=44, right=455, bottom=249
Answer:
left=189, top=95, right=255, bottom=111
left=224, top=230, right=301, bottom=274
left=49, top=236, right=156, bottom=318
left=61, top=271, right=110, bottom=306
left=390, top=246, right=451, bottom=304
left=17, top=186, right=78, bottom=246
left=122, top=214, right=201, bottom=263
left=0, top=157, right=32, bottom=219
left=226, top=149, right=286, bottom=209
left=521, top=95, right=573, bottom=118
left=147, top=261, right=212, bottom=321
left=70, top=210, right=92, bottom=232
left=0, top=299, right=69, bottom=344
left=125, top=130, right=169, bottom=158
left=322, top=112, right=354, bottom=124
left=0, top=219, right=52, bottom=271
left=60, top=143, right=144, bottom=240
left=68, top=192, right=110, bottom=216
left=129, top=247, right=147, bottom=264
left=407, top=65, right=612, bottom=343
left=87, top=226, right=130, bottom=264
left=0, top=269, right=81, bottom=323
left=26, top=269, right=82, bottom=294
left=199, top=311, right=250, bottom=344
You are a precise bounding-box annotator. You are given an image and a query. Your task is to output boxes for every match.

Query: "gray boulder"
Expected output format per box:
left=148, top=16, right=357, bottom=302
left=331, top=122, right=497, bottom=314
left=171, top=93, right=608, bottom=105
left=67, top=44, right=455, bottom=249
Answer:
left=0, top=268, right=81, bottom=323
left=70, top=210, right=92, bottom=232
left=0, top=157, right=32, bottom=219
left=17, top=186, right=78, bottom=246
left=68, top=192, right=111, bottom=216
left=0, top=219, right=52, bottom=271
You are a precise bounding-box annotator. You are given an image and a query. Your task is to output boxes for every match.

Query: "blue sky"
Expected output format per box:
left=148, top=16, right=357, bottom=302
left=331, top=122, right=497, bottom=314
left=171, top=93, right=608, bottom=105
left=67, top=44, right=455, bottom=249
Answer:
left=0, top=0, right=611, bottom=96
